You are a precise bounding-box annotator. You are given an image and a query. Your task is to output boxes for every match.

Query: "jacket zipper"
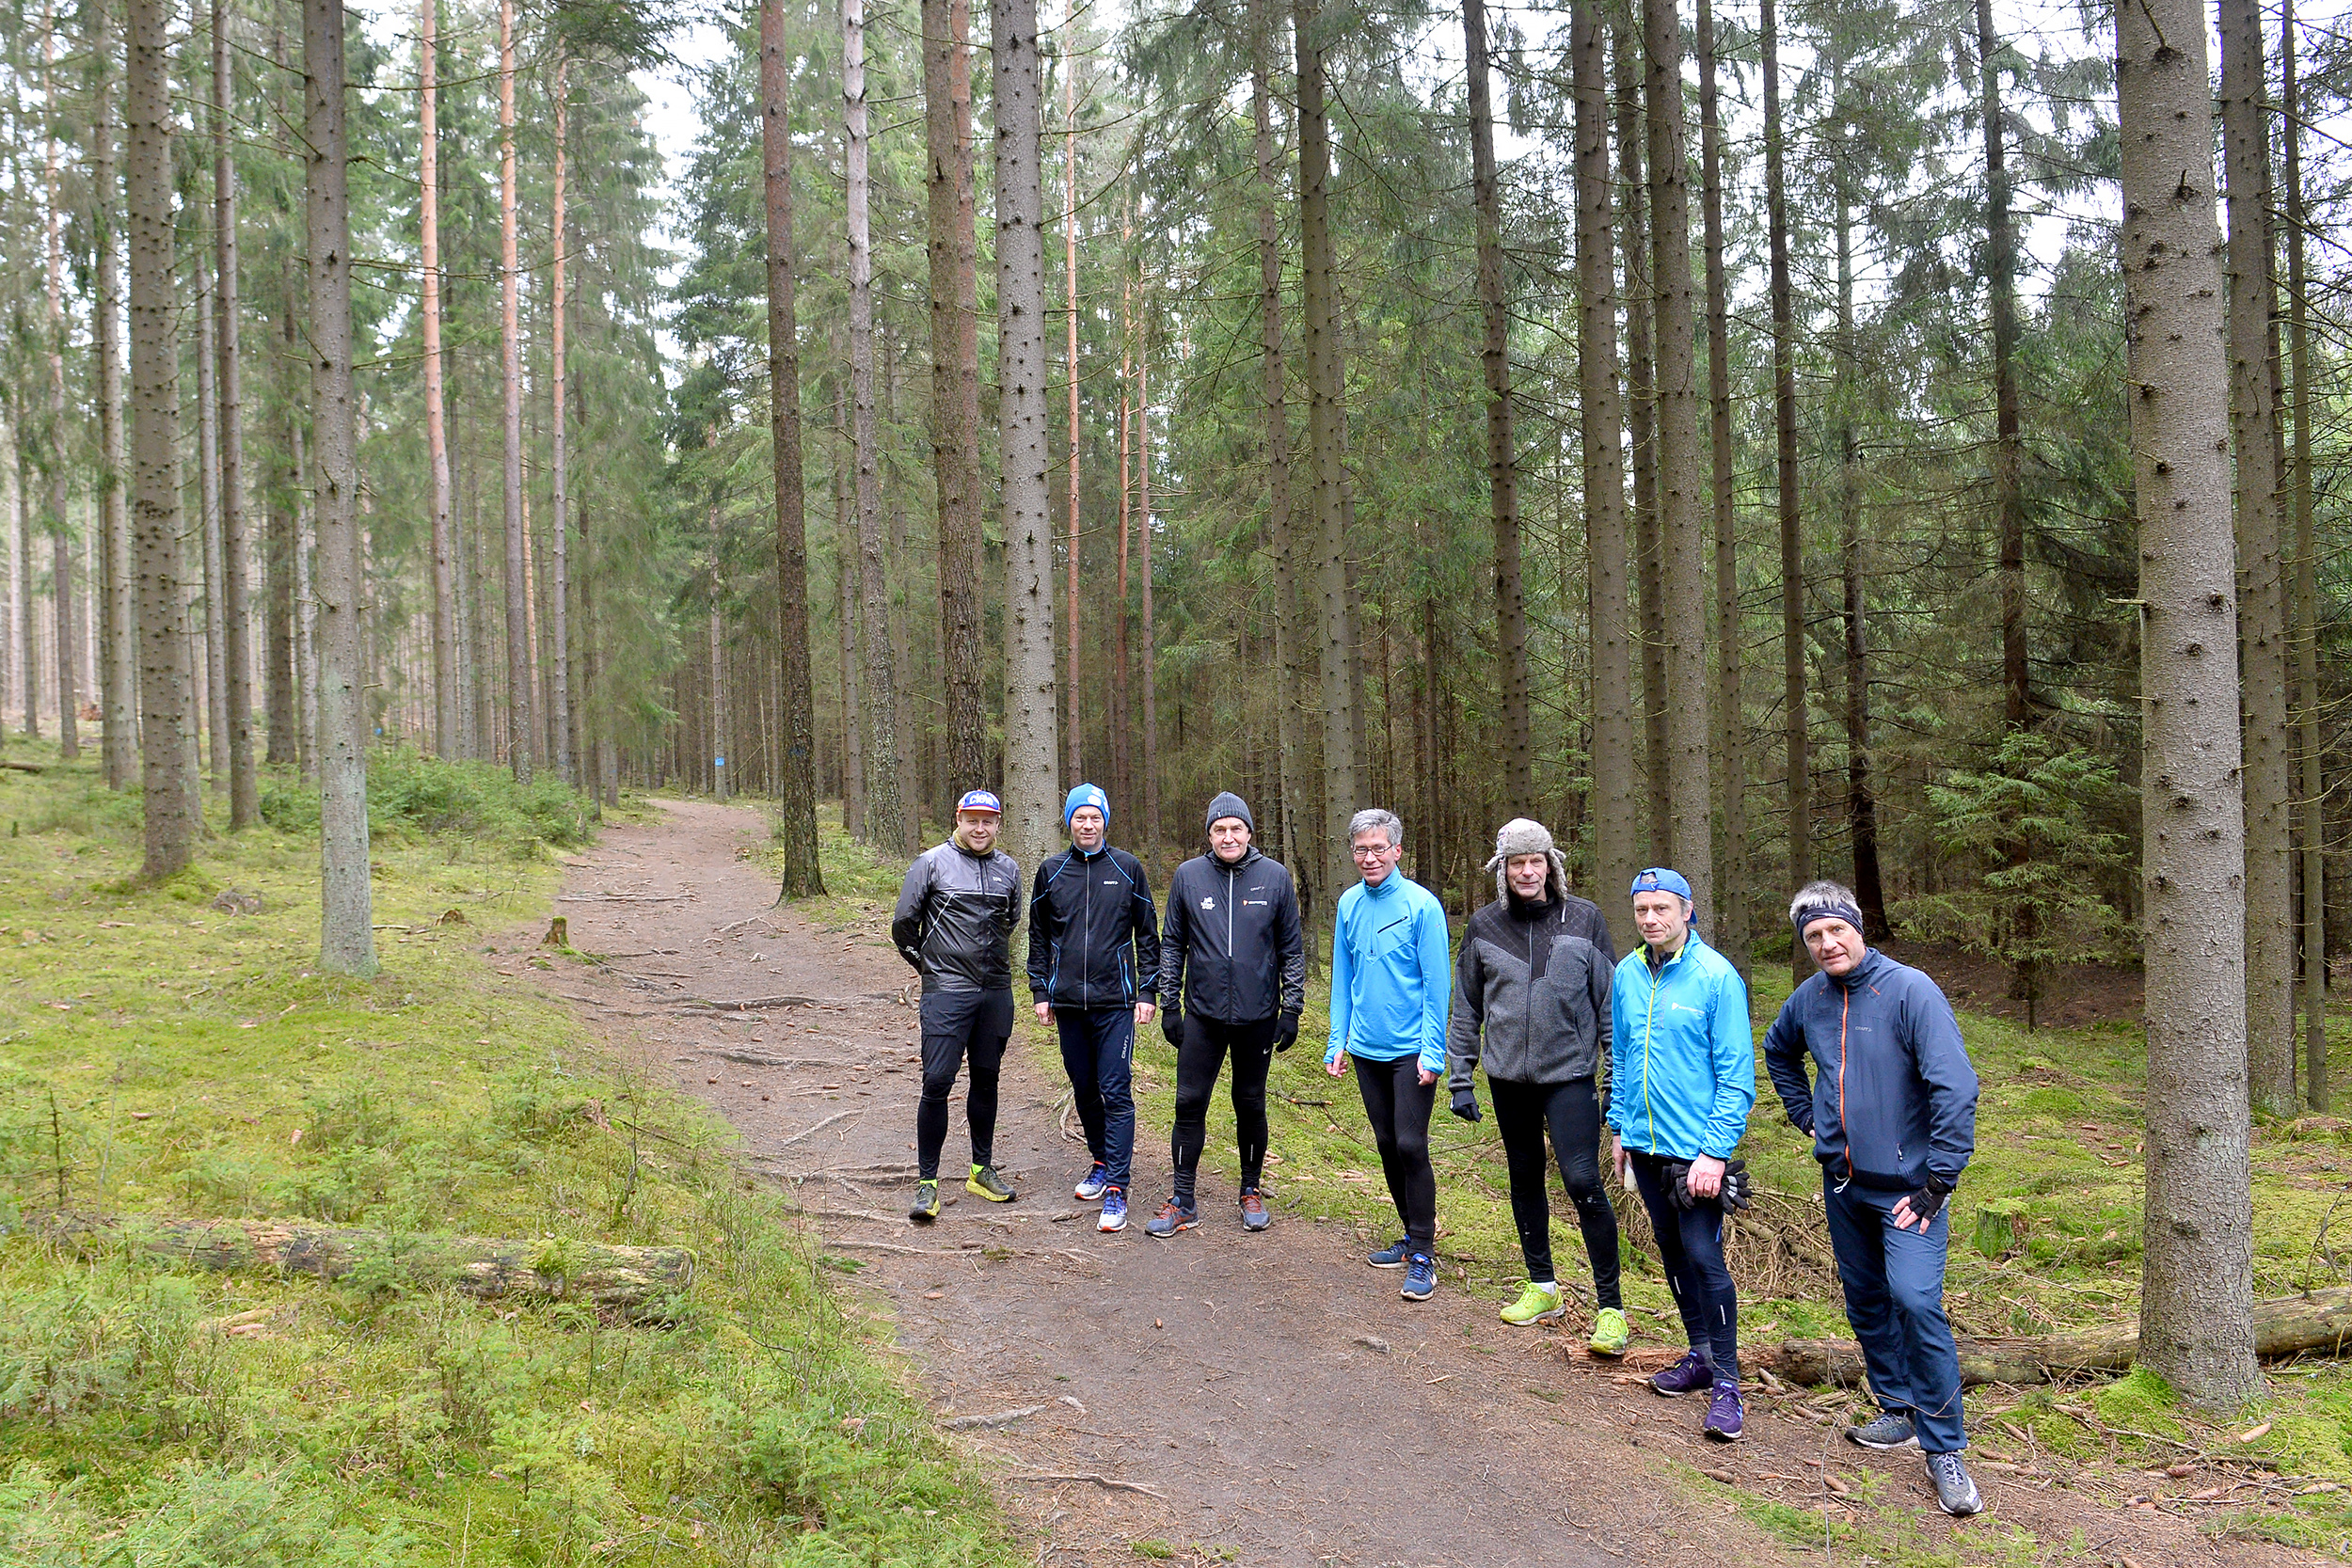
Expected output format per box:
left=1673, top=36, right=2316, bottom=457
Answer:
left=1079, top=851, right=1093, bottom=1006
left=1226, top=865, right=1237, bottom=958
left=1837, top=984, right=1852, bottom=1180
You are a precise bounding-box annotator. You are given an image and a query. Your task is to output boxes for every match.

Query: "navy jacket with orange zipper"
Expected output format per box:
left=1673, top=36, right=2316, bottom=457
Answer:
left=1762, top=947, right=1979, bottom=1192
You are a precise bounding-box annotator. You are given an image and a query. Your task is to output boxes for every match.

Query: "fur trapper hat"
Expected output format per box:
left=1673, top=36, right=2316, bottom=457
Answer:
left=1486, top=817, right=1568, bottom=905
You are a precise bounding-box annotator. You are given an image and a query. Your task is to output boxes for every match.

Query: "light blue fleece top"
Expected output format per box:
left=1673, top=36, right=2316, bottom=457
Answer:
left=1607, top=928, right=1756, bottom=1160
left=1326, top=872, right=1451, bottom=1071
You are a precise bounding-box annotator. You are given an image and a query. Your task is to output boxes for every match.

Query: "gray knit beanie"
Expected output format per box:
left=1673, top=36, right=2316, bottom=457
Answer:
left=1486, top=817, right=1568, bottom=905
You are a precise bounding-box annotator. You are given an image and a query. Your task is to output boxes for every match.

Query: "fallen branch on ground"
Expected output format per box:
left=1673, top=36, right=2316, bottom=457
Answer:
left=676, top=994, right=819, bottom=1011
left=1004, top=1472, right=1168, bottom=1497
left=1756, top=1285, right=2352, bottom=1387
left=942, top=1403, right=1046, bottom=1430
left=40, top=1214, right=692, bottom=1320
left=772, top=1109, right=865, bottom=1148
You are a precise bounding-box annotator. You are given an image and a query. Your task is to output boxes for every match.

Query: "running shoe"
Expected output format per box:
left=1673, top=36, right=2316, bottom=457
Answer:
left=965, top=1164, right=1017, bottom=1203
left=1587, top=1307, right=1631, bottom=1357
left=908, top=1179, right=940, bottom=1223
left=1143, top=1198, right=1198, bottom=1238
left=1650, top=1351, right=1711, bottom=1397
left=1847, top=1411, right=1919, bottom=1450
left=1073, top=1163, right=1109, bottom=1201
left=1240, top=1189, right=1271, bottom=1231
left=1367, top=1238, right=1412, bottom=1269
left=1703, top=1381, right=1745, bottom=1442
left=1925, top=1452, right=1982, bottom=1516
left=1400, top=1253, right=1438, bottom=1302
left=1500, top=1281, right=1565, bottom=1326
left=1097, top=1188, right=1128, bottom=1233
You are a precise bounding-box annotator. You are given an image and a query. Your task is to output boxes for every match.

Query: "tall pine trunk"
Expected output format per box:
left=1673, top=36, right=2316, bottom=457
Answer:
left=129, top=0, right=197, bottom=877
left=1831, top=146, right=1886, bottom=938
left=2118, top=0, right=2260, bottom=1410
left=1061, top=0, right=1084, bottom=785
left=421, top=0, right=456, bottom=758
left=763, top=0, right=823, bottom=894
left=997, top=0, right=1058, bottom=884
left=307, top=0, right=373, bottom=971
left=1696, top=0, right=1743, bottom=975
left=1644, top=0, right=1712, bottom=917
left=1138, top=337, right=1159, bottom=854
left=497, top=0, right=532, bottom=782
left=197, top=254, right=228, bottom=785
left=1764, top=0, right=1805, bottom=978
left=844, top=0, right=909, bottom=854
left=215, top=0, right=256, bottom=825
left=1575, top=0, right=1635, bottom=908
left=2285, top=0, right=2326, bottom=1109
left=1253, top=0, right=1311, bottom=895
left=41, top=11, right=77, bottom=763
left=1295, top=0, right=1359, bottom=923
left=94, top=11, right=134, bottom=789
left=922, top=0, right=987, bottom=798
left=1464, top=0, right=1527, bottom=811
left=1613, top=26, right=1663, bottom=834
left=549, top=54, right=573, bottom=784
left=2218, top=0, right=2295, bottom=1116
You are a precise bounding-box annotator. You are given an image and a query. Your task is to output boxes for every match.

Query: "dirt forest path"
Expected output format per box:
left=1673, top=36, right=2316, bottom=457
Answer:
left=522, top=798, right=2314, bottom=1568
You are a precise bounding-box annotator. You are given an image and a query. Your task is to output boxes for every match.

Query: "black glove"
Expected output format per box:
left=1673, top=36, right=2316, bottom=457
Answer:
left=1669, top=1158, right=1753, bottom=1213
left=1450, top=1085, right=1481, bottom=1123
left=1897, top=1177, right=1951, bottom=1226
left=1275, top=1011, right=1299, bottom=1052
left=1161, top=1009, right=1184, bottom=1051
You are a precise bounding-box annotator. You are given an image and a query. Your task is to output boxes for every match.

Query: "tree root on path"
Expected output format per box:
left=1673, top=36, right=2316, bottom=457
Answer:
left=1004, top=1472, right=1169, bottom=1498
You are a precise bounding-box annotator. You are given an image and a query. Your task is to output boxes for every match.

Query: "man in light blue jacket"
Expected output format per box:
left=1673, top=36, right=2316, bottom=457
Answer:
left=1325, top=808, right=1452, bottom=1303
left=1608, top=866, right=1756, bottom=1441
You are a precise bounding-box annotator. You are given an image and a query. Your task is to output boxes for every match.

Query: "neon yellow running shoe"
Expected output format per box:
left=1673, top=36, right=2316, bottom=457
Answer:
left=1587, top=1306, right=1631, bottom=1357
left=1500, top=1280, right=1566, bottom=1326
left=965, top=1164, right=1017, bottom=1203
left=908, top=1180, right=940, bottom=1223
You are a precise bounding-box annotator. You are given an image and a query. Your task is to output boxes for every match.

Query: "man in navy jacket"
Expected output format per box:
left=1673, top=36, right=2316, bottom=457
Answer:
left=1763, top=880, right=1983, bottom=1518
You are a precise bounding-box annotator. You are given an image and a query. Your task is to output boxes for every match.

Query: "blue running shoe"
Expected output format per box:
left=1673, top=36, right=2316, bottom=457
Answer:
left=1097, top=1188, right=1128, bottom=1233
left=1400, top=1253, right=1438, bottom=1301
left=1367, top=1238, right=1412, bottom=1269
left=1143, top=1197, right=1197, bottom=1238
left=1651, top=1351, right=1712, bottom=1397
left=1074, top=1163, right=1109, bottom=1201
left=1703, top=1381, right=1745, bottom=1441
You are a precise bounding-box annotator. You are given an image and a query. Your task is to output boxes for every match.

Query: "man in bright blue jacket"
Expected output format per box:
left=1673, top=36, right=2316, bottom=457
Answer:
left=1763, top=879, right=1982, bottom=1518
left=1325, top=808, right=1452, bottom=1304
left=1608, top=866, right=1755, bottom=1441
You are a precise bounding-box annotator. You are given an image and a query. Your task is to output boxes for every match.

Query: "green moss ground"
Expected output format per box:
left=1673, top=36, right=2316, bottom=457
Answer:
left=0, top=750, right=1017, bottom=1567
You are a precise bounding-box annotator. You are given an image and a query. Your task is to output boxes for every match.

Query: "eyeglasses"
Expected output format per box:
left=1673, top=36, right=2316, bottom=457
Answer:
left=1350, top=845, right=1393, bottom=861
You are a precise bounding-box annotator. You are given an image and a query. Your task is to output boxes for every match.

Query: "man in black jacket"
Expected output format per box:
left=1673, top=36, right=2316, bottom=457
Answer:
left=1446, top=818, right=1626, bottom=1352
left=1027, top=784, right=1162, bottom=1233
left=891, top=788, right=1024, bottom=1222
left=1144, top=792, right=1306, bottom=1237
left=1763, top=879, right=1982, bottom=1517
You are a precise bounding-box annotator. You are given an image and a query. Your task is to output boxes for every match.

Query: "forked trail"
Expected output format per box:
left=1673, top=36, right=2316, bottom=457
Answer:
left=525, top=798, right=2309, bottom=1568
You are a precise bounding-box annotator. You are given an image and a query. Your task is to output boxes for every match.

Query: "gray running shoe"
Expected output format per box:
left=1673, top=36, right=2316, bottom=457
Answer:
left=1846, top=1411, right=1919, bottom=1450
left=1925, top=1452, right=1982, bottom=1517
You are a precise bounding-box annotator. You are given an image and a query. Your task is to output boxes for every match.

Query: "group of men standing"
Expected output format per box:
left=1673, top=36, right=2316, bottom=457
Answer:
left=890, top=785, right=1985, bottom=1517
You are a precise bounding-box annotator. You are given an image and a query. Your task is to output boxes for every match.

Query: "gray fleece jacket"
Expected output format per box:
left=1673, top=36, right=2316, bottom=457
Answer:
left=1446, top=892, right=1617, bottom=1090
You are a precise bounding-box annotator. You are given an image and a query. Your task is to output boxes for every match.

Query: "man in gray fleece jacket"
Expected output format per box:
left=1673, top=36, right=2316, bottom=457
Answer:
left=1445, top=818, right=1627, bottom=1352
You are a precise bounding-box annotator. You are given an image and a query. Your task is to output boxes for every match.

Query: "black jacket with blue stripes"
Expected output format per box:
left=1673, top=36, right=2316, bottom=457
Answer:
left=1025, top=844, right=1163, bottom=1009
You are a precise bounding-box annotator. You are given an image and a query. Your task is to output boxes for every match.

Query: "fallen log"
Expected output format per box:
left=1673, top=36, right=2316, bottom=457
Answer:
left=1756, top=1286, right=2352, bottom=1388
left=40, top=1214, right=693, bottom=1321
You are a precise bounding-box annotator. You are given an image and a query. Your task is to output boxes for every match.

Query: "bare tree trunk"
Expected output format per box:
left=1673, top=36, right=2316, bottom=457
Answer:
left=763, top=0, right=823, bottom=894
left=1576, top=1, right=1635, bottom=910
left=1977, top=0, right=2026, bottom=733
left=548, top=53, right=572, bottom=785
left=420, top=0, right=455, bottom=760
left=1061, top=0, right=1084, bottom=786
left=843, top=0, right=910, bottom=855
left=2285, top=0, right=2326, bottom=1111
left=294, top=420, right=316, bottom=775
left=197, top=253, right=228, bottom=787
left=1696, top=0, right=1743, bottom=975
left=1644, top=0, right=1712, bottom=918
left=94, top=12, right=134, bottom=788
left=1253, top=0, right=1310, bottom=890
left=2218, top=0, right=2295, bottom=1116
left=2118, top=0, right=2260, bottom=1410
left=266, top=325, right=294, bottom=765
left=129, top=0, right=196, bottom=876
left=1829, top=156, right=1886, bottom=938
left=215, top=0, right=255, bottom=824
left=996, top=0, right=1058, bottom=883
left=1139, top=330, right=1159, bottom=855
left=1613, top=25, right=1663, bottom=837
left=1295, top=0, right=1358, bottom=919
left=708, top=594, right=727, bottom=800
left=1113, top=213, right=1132, bottom=813
left=1769, top=0, right=1807, bottom=973
left=834, top=384, right=863, bottom=836
left=497, top=0, right=531, bottom=784
left=40, top=8, right=76, bottom=763
left=12, top=442, right=32, bottom=741
left=922, top=0, right=988, bottom=798
left=1463, top=0, right=1528, bottom=811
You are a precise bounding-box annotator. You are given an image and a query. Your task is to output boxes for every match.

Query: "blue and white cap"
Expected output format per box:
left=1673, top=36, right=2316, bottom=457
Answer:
left=1629, top=866, right=1693, bottom=901
left=1063, top=783, right=1109, bottom=828
left=955, top=788, right=1003, bottom=816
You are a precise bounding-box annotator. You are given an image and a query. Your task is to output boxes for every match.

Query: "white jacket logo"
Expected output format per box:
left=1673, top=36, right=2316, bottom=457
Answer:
left=1669, top=1002, right=1703, bottom=1016
left=1200, top=895, right=1216, bottom=911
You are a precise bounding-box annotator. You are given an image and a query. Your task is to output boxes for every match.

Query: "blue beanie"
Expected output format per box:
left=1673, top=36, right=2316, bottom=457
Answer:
left=1064, top=783, right=1109, bottom=829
